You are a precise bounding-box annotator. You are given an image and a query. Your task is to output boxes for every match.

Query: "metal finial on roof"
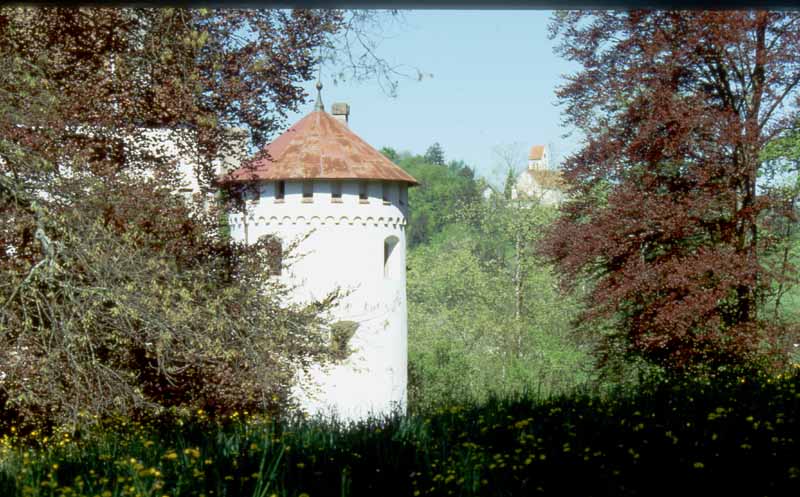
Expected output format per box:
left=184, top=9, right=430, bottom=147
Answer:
left=314, top=79, right=324, bottom=112
left=314, top=47, right=325, bottom=112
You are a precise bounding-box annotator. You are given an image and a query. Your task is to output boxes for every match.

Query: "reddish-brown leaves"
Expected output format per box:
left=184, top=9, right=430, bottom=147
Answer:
left=543, top=11, right=800, bottom=372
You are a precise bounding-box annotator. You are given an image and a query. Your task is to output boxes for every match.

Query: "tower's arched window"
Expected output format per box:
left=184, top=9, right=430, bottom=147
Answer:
left=384, top=235, right=400, bottom=279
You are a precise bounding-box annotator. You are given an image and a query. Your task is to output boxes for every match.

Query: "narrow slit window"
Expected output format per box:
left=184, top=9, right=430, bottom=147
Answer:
left=359, top=181, right=368, bottom=202
left=302, top=181, right=313, bottom=201
left=382, top=182, right=390, bottom=203
left=276, top=180, right=285, bottom=201
left=331, top=181, right=342, bottom=201
left=384, top=236, right=399, bottom=279
left=399, top=186, right=407, bottom=206
left=264, top=236, right=282, bottom=276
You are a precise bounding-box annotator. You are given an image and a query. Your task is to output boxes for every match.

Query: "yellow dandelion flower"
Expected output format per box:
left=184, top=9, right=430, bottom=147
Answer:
left=184, top=447, right=201, bottom=459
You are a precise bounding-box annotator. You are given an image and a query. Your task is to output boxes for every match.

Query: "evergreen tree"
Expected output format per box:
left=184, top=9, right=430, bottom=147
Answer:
left=424, top=142, right=445, bottom=165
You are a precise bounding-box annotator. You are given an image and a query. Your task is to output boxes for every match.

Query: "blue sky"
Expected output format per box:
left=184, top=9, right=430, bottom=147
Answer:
left=283, top=10, right=582, bottom=187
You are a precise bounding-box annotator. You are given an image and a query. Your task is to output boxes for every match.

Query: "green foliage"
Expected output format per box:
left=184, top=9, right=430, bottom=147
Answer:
left=1, top=372, right=798, bottom=496
left=379, top=146, right=399, bottom=163
left=393, top=153, right=481, bottom=247
left=397, top=150, right=595, bottom=410
left=423, top=142, right=445, bottom=166
left=760, top=125, right=800, bottom=321
left=406, top=197, right=591, bottom=412
left=503, top=167, right=517, bottom=200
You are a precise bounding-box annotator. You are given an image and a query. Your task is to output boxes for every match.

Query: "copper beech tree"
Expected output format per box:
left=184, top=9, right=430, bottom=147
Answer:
left=542, top=11, right=800, bottom=374
left=0, top=8, right=355, bottom=428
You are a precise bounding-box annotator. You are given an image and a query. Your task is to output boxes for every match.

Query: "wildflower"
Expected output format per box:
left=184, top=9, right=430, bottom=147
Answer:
left=184, top=447, right=201, bottom=459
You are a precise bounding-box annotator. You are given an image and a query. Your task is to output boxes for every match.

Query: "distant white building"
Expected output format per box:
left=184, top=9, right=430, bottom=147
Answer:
left=512, top=144, right=566, bottom=206
left=220, top=83, right=418, bottom=422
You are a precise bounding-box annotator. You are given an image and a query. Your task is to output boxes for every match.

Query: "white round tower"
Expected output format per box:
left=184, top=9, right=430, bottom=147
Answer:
left=221, top=85, right=418, bottom=422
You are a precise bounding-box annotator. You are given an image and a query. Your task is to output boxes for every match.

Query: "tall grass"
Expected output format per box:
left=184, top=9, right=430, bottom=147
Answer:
left=1, top=369, right=798, bottom=496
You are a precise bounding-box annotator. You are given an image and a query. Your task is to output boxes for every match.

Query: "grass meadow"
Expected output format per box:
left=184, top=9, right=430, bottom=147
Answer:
left=0, top=369, right=798, bottom=497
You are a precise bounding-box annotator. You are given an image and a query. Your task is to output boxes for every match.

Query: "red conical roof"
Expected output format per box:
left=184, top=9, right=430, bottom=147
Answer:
left=220, top=111, right=419, bottom=185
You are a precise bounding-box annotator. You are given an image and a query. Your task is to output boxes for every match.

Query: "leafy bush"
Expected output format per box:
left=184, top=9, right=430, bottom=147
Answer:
left=407, top=223, right=590, bottom=413
left=0, top=179, right=336, bottom=431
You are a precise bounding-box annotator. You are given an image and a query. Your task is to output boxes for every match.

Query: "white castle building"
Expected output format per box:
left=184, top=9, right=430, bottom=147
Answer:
left=220, top=83, right=418, bottom=421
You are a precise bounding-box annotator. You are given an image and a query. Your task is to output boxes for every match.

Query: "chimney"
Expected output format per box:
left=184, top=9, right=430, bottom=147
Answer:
left=332, top=102, right=350, bottom=126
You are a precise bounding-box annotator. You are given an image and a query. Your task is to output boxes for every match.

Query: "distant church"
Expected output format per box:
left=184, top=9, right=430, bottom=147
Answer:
left=220, top=82, right=418, bottom=421
left=512, top=144, right=565, bottom=206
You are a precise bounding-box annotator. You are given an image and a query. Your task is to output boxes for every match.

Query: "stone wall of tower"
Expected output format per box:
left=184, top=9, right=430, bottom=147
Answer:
left=228, top=179, right=409, bottom=421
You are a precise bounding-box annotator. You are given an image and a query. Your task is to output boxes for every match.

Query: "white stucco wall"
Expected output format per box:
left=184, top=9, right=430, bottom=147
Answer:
left=122, top=127, right=247, bottom=200
left=228, top=179, right=409, bottom=422
left=512, top=170, right=565, bottom=207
